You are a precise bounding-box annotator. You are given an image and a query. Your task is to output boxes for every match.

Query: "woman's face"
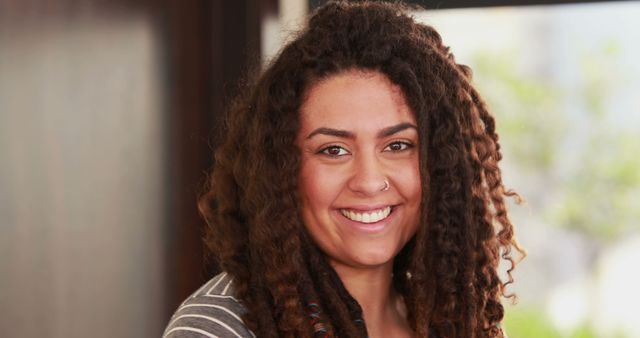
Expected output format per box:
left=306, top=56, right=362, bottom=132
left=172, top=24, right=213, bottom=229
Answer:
left=297, top=70, right=421, bottom=272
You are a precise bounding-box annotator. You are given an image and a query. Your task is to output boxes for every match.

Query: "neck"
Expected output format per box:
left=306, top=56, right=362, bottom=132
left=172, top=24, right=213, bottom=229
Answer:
left=332, top=263, right=408, bottom=336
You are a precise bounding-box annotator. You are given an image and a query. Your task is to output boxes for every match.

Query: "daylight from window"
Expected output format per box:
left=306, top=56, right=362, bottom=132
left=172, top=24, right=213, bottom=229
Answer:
left=416, top=2, right=640, bottom=337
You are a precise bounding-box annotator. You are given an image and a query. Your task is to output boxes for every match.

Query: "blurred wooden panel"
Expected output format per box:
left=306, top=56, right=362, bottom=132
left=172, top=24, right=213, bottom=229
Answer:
left=0, top=0, right=263, bottom=336
left=159, top=0, right=262, bottom=320
left=0, top=11, right=166, bottom=338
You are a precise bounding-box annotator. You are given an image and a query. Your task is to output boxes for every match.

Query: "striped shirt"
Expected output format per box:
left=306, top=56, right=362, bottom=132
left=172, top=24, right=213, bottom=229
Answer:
left=163, top=273, right=506, bottom=338
left=163, top=272, right=256, bottom=338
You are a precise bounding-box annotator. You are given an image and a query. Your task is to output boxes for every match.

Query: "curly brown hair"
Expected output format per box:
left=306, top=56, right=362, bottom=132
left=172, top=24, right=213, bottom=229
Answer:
left=198, top=1, right=524, bottom=337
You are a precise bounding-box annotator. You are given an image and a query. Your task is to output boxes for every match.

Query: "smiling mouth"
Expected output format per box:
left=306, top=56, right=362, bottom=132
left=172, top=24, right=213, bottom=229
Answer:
left=340, top=206, right=392, bottom=224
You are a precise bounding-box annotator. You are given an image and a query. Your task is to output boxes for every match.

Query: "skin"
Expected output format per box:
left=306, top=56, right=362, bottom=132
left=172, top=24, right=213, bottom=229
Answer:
left=297, top=70, right=421, bottom=337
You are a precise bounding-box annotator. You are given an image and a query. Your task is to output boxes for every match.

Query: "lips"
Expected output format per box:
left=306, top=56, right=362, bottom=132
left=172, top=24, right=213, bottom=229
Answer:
left=340, top=206, right=392, bottom=224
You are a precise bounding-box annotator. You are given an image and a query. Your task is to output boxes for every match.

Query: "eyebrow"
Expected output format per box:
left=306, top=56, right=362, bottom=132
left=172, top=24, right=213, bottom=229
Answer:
left=378, top=122, right=418, bottom=138
left=306, top=122, right=417, bottom=140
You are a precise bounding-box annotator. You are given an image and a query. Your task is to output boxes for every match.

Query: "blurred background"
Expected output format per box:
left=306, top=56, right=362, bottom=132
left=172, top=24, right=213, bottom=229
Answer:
left=1, top=0, right=638, bottom=337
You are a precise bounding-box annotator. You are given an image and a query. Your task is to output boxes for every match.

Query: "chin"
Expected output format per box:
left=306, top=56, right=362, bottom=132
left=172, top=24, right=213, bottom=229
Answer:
left=344, top=246, right=399, bottom=268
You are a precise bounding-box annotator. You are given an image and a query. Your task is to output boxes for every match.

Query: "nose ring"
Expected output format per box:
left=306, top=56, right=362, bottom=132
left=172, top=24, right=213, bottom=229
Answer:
left=382, top=179, right=390, bottom=192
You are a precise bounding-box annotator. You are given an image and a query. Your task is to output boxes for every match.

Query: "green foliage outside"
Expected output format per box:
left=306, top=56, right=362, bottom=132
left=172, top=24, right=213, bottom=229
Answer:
left=470, top=40, right=639, bottom=337
left=473, top=40, right=640, bottom=241
left=503, top=305, right=629, bottom=338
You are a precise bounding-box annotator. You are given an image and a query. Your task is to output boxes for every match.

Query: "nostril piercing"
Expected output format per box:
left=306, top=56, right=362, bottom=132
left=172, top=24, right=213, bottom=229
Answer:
left=382, top=179, right=390, bottom=191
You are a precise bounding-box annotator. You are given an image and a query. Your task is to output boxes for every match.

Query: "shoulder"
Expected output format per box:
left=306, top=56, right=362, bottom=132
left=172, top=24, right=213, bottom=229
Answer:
left=163, top=272, right=256, bottom=338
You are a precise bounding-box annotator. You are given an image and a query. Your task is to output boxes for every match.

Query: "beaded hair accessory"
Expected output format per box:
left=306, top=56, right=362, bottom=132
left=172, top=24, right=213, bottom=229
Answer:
left=306, top=301, right=369, bottom=338
left=306, top=301, right=330, bottom=338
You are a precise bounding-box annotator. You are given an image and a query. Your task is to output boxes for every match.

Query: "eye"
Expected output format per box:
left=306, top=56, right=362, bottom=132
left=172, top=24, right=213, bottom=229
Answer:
left=384, top=141, right=414, bottom=152
left=319, top=145, right=350, bottom=157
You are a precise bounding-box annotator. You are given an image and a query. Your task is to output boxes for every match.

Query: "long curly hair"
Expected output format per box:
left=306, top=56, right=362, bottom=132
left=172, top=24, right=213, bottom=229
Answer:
left=198, top=1, right=524, bottom=337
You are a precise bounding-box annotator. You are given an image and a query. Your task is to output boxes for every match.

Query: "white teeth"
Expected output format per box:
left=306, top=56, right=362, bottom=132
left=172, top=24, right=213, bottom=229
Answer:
left=340, top=206, right=392, bottom=224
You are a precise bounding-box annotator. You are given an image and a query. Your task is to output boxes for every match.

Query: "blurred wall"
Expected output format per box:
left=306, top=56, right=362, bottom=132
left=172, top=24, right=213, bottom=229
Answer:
left=0, top=4, right=166, bottom=338
left=0, top=0, right=262, bottom=337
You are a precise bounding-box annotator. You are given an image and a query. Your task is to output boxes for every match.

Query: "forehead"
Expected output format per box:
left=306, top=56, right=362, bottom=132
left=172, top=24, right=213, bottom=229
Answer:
left=299, top=71, right=415, bottom=132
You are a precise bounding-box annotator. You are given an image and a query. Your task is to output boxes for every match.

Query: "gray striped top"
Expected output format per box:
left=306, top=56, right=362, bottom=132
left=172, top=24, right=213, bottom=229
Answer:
left=163, top=272, right=256, bottom=338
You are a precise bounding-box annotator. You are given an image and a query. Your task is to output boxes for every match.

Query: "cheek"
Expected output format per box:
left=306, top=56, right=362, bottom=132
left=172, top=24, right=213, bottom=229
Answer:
left=407, top=164, right=422, bottom=200
left=395, top=158, right=421, bottom=199
left=299, top=161, right=336, bottom=212
left=394, top=158, right=422, bottom=233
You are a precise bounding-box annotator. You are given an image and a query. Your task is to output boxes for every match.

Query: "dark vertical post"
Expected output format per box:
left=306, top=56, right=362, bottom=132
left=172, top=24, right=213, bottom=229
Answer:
left=160, top=0, right=261, bottom=320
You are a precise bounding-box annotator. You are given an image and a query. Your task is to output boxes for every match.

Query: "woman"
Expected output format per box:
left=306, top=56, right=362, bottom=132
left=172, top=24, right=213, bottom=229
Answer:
left=164, top=1, right=523, bottom=337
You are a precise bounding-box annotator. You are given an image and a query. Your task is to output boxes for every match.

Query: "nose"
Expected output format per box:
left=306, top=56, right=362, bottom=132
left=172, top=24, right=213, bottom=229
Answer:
left=347, top=152, right=388, bottom=196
